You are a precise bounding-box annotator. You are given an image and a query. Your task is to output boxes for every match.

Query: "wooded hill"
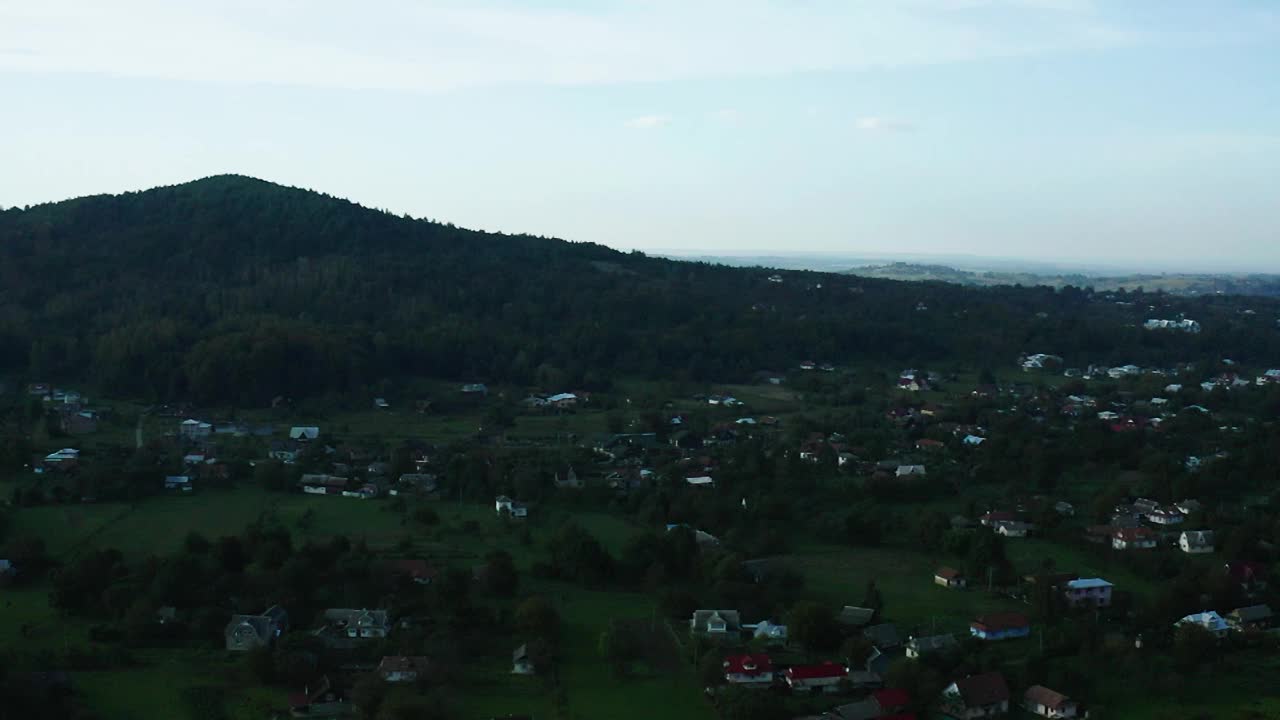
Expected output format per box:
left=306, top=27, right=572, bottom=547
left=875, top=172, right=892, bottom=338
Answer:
left=1, top=175, right=1276, bottom=404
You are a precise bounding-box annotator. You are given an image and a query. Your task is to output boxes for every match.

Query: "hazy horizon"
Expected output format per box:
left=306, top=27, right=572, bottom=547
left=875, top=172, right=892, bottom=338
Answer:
left=2, top=1, right=1278, bottom=270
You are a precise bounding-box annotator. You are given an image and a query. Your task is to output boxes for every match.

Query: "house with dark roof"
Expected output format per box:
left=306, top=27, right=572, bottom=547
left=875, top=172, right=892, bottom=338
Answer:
left=1023, top=685, right=1078, bottom=718
left=970, top=613, right=1030, bottom=641
left=837, top=605, right=876, bottom=628
left=1179, top=530, right=1214, bottom=554
left=1228, top=604, right=1273, bottom=631
left=690, top=609, right=741, bottom=640
left=1111, top=527, right=1158, bottom=550
left=905, top=633, right=958, bottom=659
left=378, top=656, right=430, bottom=683
left=224, top=605, right=288, bottom=651
left=862, top=623, right=901, bottom=651
left=321, top=608, right=391, bottom=640
left=941, top=671, right=1009, bottom=718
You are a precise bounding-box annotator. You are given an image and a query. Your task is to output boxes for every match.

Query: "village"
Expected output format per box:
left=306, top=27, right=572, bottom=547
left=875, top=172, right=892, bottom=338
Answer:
left=3, top=341, right=1280, bottom=720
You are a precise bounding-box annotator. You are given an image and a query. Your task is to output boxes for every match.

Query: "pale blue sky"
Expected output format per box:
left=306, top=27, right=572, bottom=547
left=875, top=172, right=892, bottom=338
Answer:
left=2, top=0, right=1277, bottom=271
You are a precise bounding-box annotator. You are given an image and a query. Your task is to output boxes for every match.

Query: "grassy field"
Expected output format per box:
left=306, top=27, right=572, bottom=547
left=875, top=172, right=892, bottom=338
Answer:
left=786, top=542, right=1027, bottom=633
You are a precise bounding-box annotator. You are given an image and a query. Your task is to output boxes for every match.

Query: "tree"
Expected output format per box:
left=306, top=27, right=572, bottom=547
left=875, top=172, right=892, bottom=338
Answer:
left=484, top=550, right=519, bottom=597
left=786, top=602, right=839, bottom=653
left=598, top=620, right=642, bottom=677
left=717, top=685, right=786, bottom=720
left=351, top=675, right=389, bottom=718
left=515, top=596, right=561, bottom=642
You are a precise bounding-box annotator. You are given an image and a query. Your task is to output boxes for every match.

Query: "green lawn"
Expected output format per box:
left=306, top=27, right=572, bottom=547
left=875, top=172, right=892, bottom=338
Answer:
left=788, top=542, right=1027, bottom=632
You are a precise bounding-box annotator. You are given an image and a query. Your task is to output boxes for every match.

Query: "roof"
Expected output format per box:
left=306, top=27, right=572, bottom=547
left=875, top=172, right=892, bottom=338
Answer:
left=378, top=656, right=429, bottom=673
left=1066, top=578, right=1113, bottom=590
left=1113, top=527, right=1156, bottom=541
left=1181, top=530, right=1214, bottom=546
left=786, top=662, right=847, bottom=681
left=1024, top=685, right=1071, bottom=710
left=1178, top=610, right=1229, bottom=632
left=935, top=567, right=963, bottom=579
left=1231, top=604, right=1273, bottom=623
left=953, top=671, right=1010, bottom=707
left=862, top=623, right=900, bottom=649
left=838, top=606, right=876, bottom=627
left=873, top=688, right=911, bottom=709
left=972, top=613, right=1028, bottom=631
left=907, top=634, right=957, bottom=653
left=723, top=654, right=772, bottom=677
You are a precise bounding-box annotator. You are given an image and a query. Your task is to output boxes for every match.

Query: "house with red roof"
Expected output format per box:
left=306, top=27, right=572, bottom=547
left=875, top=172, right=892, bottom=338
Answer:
left=722, top=654, right=774, bottom=687
left=1023, top=685, right=1078, bottom=718
left=1111, top=527, right=1158, bottom=550
left=784, top=662, right=847, bottom=693
left=969, top=613, right=1030, bottom=641
left=934, top=567, right=966, bottom=589
left=873, top=688, right=911, bottom=714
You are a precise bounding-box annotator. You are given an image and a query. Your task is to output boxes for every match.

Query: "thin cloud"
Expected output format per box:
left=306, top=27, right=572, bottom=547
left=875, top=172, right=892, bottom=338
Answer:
left=625, top=115, right=671, bottom=130
left=855, top=117, right=916, bottom=132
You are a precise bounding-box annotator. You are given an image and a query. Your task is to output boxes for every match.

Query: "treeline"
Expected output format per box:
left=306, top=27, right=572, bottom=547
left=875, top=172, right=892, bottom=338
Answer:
left=3, top=175, right=1280, bottom=404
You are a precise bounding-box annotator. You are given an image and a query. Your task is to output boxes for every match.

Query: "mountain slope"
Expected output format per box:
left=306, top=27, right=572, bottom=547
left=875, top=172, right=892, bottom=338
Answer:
left=0, top=176, right=1273, bottom=404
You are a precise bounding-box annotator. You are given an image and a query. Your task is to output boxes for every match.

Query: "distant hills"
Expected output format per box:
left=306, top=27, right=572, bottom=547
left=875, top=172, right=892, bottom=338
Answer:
left=2, top=176, right=1278, bottom=404
left=843, top=262, right=1280, bottom=298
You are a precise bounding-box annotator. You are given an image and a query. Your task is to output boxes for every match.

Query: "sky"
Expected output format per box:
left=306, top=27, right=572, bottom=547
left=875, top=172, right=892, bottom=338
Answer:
left=1, top=0, right=1278, bottom=272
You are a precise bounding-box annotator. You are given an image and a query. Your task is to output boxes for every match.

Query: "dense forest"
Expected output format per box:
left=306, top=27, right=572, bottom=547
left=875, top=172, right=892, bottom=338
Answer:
left=2, top=175, right=1278, bottom=404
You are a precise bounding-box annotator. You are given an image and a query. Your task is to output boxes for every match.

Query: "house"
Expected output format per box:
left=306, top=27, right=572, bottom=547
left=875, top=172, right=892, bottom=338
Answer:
left=690, top=609, right=741, bottom=639
left=164, top=476, right=192, bottom=492
left=862, top=623, right=901, bottom=651
left=1145, top=509, right=1184, bottom=526
left=224, top=605, right=289, bottom=651
left=872, top=688, right=912, bottom=716
left=969, top=613, right=1030, bottom=641
left=494, top=496, right=528, bottom=518
left=301, top=475, right=348, bottom=495
left=287, top=675, right=350, bottom=719
left=1174, top=499, right=1203, bottom=515
left=1228, top=604, right=1273, bottom=631
left=837, top=606, right=877, bottom=628
left=179, top=419, right=213, bottom=439
left=43, top=448, right=80, bottom=466
left=269, top=441, right=300, bottom=463
left=1063, top=578, right=1113, bottom=608
left=963, top=434, right=986, bottom=446
left=553, top=467, right=583, bottom=489
left=979, top=511, right=1015, bottom=527
left=322, top=608, right=391, bottom=639
left=60, top=411, right=98, bottom=435
left=1225, top=561, right=1268, bottom=595
left=387, top=559, right=438, bottom=585
left=905, top=633, right=958, bottom=659
left=896, top=465, right=927, bottom=479
left=941, top=672, right=1010, bottom=719
left=1111, top=527, right=1158, bottom=550
left=722, top=654, right=774, bottom=687
left=1177, top=611, right=1230, bottom=638
left=686, top=476, right=715, bottom=487
left=512, top=644, right=535, bottom=675
left=784, top=662, right=848, bottom=693
left=288, top=426, right=320, bottom=441
left=378, top=656, right=430, bottom=683
left=1179, top=530, right=1214, bottom=554
left=994, top=521, right=1031, bottom=538
left=749, top=620, right=788, bottom=643
left=373, top=397, right=390, bottom=409
left=1053, top=501, right=1075, bottom=516
left=461, top=383, right=488, bottom=395
left=916, top=439, right=945, bottom=451
left=935, top=567, right=966, bottom=589
left=1023, top=685, right=1078, bottom=718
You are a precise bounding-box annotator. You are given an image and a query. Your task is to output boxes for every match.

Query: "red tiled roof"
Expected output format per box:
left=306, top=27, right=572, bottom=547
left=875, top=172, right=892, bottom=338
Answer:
left=874, top=688, right=911, bottom=709
left=723, top=654, right=773, bottom=677
left=1112, top=527, right=1155, bottom=542
left=935, top=567, right=962, bottom=579
left=785, top=662, right=847, bottom=681
left=1024, top=685, right=1070, bottom=710
left=971, top=613, right=1028, bottom=631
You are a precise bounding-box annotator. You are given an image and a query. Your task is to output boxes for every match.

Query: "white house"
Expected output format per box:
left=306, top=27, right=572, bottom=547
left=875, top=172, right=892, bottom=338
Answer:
left=494, top=496, right=528, bottom=518
left=1063, top=578, right=1113, bottom=608
left=686, top=476, right=715, bottom=487
left=896, top=465, right=927, bottom=478
left=995, top=521, right=1030, bottom=538
left=1179, top=530, right=1214, bottom=554
left=1177, top=611, right=1230, bottom=638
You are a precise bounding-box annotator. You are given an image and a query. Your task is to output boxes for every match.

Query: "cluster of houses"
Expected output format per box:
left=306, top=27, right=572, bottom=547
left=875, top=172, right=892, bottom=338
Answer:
left=521, top=391, right=589, bottom=409
left=1143, top=318, right=1200, bottom=332
left=1176, top=604, right=1274, bottom=638
left=1080, top=497, right=1215, bottom=553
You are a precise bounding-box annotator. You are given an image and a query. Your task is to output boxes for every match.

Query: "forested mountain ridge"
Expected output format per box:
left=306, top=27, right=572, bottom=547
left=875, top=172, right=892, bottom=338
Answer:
left=1, top=175, right=1277, bottom=404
